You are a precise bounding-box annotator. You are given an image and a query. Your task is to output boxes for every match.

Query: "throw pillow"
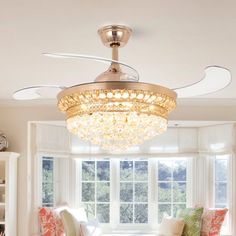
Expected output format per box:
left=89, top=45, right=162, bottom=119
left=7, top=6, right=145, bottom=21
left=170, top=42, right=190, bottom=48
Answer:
left=158, top=217, right=185, bottom=236
left=60, top=209, right=77, bottom=236
left=176, top=207, right=204, bottom=236
left=38, top=207, right=57, bottom=236
left=201, top=208, right=228, bottom=236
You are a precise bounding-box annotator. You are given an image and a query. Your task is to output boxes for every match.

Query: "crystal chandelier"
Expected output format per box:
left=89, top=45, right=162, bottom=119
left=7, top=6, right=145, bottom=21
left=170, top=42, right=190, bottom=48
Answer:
left=57, top=25, right=177, bottom=152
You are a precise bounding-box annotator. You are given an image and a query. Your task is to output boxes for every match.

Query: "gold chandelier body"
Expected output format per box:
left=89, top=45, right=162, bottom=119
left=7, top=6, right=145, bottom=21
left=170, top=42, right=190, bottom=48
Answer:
left=57, top=25, right=177, bottom=152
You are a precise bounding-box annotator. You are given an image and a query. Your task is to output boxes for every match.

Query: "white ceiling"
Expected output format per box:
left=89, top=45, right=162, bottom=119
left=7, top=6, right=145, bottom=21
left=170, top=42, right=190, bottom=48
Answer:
left=1, top=0, right=236, bottom=104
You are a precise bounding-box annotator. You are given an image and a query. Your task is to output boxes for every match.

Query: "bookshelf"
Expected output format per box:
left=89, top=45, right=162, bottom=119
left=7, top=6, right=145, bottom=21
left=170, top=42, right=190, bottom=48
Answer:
left=0, top=152, right=19, bottom=236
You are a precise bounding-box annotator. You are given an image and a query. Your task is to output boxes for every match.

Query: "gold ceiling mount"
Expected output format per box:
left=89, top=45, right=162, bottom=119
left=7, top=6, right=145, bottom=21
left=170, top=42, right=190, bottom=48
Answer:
left=95, top=25, right=133, bottom=82
left=98, top=25, right=132, bottom=48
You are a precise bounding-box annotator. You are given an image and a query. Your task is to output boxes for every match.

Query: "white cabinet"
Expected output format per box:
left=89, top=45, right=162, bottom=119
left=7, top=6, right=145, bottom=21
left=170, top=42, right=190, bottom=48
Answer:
left=0, top=152, right=19, bottom=236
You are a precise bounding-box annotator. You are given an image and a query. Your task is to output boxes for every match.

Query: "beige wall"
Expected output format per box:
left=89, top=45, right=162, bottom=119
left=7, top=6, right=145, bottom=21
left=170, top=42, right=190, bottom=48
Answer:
left=0, top=104, right=235, bottom=236
left=0, top=106, right=63, bottom=236
left=0, top=162, right=5, bottom=180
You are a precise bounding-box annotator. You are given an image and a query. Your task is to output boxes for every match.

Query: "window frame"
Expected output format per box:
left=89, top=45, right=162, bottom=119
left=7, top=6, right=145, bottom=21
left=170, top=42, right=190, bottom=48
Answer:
left=156, top=158, right=190, bottom=222
left=211, top=154, right=233, bottom=235
left=41, top=156, right=56, bottom=207
left=76, top=156, right=193, bottom=232
left=80, top=160, right=111, bottom=223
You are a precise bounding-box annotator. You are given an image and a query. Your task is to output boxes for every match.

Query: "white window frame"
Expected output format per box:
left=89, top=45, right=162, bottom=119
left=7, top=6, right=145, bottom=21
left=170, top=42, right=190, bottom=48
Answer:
left=39, top=156, right=58, bottom=207
left=117, top=159, right=150, bottom=230
left=75, top=156, right=193, bottom=233
left=80, top=159, right=111, bottom=223
left=156, top=158, right=191, bottom=222
left=211, top=154, right=233, bottom=236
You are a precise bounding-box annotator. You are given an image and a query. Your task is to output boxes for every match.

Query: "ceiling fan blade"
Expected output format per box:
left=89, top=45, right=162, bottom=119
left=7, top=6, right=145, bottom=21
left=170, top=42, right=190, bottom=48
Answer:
left=43, top=53, right=139, bottom=81
left=173, top=66, right=231, bottom=98
left=13, top=85, right=65, bottom=100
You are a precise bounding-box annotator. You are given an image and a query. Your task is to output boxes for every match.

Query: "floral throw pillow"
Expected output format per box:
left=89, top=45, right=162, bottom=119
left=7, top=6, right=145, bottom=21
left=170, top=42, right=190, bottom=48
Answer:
left=38, top=207, right=57, bottom=236
left=38, top=207, right=65, bottom=236
left=201, top=208, right=228, bottom=236
left=176, top=207, right=204, bottom=236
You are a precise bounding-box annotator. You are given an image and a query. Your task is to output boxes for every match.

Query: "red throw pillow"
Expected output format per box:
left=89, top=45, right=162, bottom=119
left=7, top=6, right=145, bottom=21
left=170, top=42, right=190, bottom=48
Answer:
left=38, top=207, right=65, bottom=236
left=201, top=208, right=228, bottom=236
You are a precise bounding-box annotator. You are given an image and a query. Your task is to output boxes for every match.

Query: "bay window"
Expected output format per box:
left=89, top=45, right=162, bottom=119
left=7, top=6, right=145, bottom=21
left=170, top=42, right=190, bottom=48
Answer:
left=76, top=157, right=191, bottom=230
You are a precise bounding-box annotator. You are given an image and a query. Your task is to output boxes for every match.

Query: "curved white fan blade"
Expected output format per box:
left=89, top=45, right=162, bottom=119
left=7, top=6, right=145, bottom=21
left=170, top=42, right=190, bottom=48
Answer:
left=43, top=53, right=139, bottom=81
left=174, top=66, right=231, bottom=98
left=13, top=85, right=65, bottom=100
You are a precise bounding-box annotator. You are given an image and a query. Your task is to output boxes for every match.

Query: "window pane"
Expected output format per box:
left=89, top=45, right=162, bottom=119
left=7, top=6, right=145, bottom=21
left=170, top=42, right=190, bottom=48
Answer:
left=135, top=183, right=148, bottom=202
left=120, top=204, right=133, bottom=223
left=97, top=182, right=110, bottom=202
left=158, top=182, right=171, bottom=202
left=82, top=161, right=95, bottom=181
left=158, top=204, right=171, bottom=223
left=135, top=161, right=148, bottom=181
left=158, top=161, right=172, bottom=181
left=173, top=160, right=187, bottom=181
left=42, top=157, right=54, bottom=207
left=82, top=183, right=95, bottom=202
left=157, top=159, right=188, bottom=222
left=173, top=204, right=186, bottom=217
left=42, top=159, right=53, bottom=182
left=120, top=183, right=133, bottom=202
left=173, top=182, right=186, bottom=202
left=42, top=183, right=53, bottom=204
left=215, top=182, right=227, bottom=204
left=215, top=160, right=227, bottom=181
left=120, top=161, right=133, bottom=181
left=83, top=203, right=95, bottom=220
left=97, top=161, right=110, bottom=181
left=134, top=204, right=148, bottom=223
left=97, top=204, right=110, bottom=223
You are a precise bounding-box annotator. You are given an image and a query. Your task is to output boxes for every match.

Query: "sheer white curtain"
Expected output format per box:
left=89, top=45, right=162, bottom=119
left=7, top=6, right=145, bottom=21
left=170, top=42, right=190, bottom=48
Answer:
left=70, top=127, right=198, bottom=155
left=198, top=124, right=235, bottom=153
left=36, top=123, right=71, bottom=155
left=35, top=123, right=235, bottom=155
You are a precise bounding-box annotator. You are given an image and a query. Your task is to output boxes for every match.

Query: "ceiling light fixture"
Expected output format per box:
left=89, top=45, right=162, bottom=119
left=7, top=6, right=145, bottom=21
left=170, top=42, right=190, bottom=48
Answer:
left=57, top=25, right=177, bottom=152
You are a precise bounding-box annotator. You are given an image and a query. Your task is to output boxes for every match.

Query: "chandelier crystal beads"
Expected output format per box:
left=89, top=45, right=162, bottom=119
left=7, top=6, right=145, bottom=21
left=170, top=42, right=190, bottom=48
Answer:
left=57, top=25, right=177, bottom=152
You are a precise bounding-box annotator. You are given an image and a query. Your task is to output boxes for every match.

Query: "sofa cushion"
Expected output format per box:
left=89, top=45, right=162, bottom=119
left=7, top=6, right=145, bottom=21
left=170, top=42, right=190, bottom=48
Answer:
left=60, top=209, right=77, bottom=236
left=201, top=208, right=228, bottom=236
left=38, top=207, right=57, bottom=236
left=176, top=207, right=204, bottom=236
left=158, top=216, right=185, bottom=236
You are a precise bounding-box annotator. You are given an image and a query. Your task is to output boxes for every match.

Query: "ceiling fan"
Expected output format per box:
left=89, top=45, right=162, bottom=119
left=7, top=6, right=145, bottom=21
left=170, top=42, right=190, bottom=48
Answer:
left=13, top=25, right=231, bottom=101
left=12, top=25, right=232, bottom=152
